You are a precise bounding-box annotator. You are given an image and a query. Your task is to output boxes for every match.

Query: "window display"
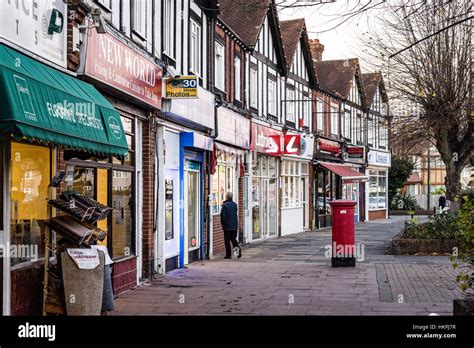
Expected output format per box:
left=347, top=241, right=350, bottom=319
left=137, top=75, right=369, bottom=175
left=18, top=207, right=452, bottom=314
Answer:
left=211, top=164, right=235, bottom=214
left=281, top=160, right=308, bottom=209
left=111, top=170, right=133, bottom=258
left=369, top=170, right=387, bottom=210
left=10, top=142, right=50, bottom=265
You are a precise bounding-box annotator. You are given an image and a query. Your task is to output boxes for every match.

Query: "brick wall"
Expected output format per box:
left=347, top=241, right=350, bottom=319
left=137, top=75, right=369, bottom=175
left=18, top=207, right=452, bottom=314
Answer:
left=67, top=3, right=89, bottom=71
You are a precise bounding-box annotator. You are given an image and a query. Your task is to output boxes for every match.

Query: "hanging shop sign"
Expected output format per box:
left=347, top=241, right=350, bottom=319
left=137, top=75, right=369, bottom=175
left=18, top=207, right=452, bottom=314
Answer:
left=164, top=76, right=198, bottom=98
left=250, top=123, right=283, bottom=155
left=368, top=149, right=391, bottom=167
left=83, top=30, right=163, bottom=109
left=217, top=107, right=250, bottom=149
left=344, top=145, right=365, bottom=162
left=317, top=138, right=341, bottom=157
left=0, top=0, right=67, bottom=67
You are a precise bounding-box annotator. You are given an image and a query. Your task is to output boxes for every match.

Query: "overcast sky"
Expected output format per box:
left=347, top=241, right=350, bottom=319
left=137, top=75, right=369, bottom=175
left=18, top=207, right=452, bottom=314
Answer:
left=278, top=1, right=386, bottom=70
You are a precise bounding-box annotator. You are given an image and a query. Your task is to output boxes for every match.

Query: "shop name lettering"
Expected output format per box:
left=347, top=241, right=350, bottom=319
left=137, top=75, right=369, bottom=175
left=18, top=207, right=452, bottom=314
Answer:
left=46, top=101, right=104, bottom=130
left=256, top=133, right=275, bottom=149
left=95, top=35, right=159, bottom=102
left=18, top=323, right=55, bottom=342
left=319, top=142, right=340, bottom=154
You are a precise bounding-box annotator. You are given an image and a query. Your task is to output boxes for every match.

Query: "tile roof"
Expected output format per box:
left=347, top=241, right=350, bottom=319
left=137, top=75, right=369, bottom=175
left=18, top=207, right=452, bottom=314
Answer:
left=360, top=73, right=385, bottom=107
left=314, top=59, right=360, bottom=100
left=280, top=19, right=306, bottom=66
left=217, top=0, right=270, bottom=48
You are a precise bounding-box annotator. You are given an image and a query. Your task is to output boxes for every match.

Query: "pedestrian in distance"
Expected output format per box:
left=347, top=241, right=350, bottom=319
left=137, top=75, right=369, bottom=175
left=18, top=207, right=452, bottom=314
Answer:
left=220, top=192, right=242, bottom=259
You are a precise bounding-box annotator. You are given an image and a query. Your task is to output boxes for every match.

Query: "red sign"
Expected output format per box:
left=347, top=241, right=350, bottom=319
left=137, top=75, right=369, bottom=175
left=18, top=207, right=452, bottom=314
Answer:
left=283, top=134, right=301, bottom=155
left=250, top=123, right=283, bottom=155
left=319, top=138, right=341, bottom=156
left=83, top=30, right=163, bottom=109
left=346, top=146, right=365, bottom=160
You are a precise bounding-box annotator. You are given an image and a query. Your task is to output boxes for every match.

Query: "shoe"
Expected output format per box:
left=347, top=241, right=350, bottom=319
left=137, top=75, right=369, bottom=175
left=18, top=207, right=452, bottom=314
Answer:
left=238, top=248, right=242, bottom=259
left=224, top=256, right=231, bottom=259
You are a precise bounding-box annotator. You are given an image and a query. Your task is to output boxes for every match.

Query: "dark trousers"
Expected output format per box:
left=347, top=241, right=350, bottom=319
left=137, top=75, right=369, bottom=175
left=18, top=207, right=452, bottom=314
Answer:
left=224, top=230, right=240, bottom=257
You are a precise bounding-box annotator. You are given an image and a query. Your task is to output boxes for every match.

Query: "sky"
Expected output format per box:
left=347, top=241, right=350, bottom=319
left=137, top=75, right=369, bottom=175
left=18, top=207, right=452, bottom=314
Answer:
left=278, top=0, right=386, bottom=70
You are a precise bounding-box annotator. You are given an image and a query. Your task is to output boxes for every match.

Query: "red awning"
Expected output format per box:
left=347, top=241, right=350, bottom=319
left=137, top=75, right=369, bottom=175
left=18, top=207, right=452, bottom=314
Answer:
left=318, top=161, right=368, bottom=183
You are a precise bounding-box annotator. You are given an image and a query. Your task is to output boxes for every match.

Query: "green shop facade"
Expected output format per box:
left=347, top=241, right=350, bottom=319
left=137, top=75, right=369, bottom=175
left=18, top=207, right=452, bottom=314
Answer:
left=0, top=44, right=130, bottom=315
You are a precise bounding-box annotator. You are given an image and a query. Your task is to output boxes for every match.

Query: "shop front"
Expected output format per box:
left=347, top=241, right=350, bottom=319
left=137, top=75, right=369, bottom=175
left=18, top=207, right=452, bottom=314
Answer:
left=78, top=28, right=163, bottom=293
left=366, top=149, right=391, bottom=220
left=343, top=144, right=367, bottom=223
left=210, top=107, right=249, bottom=256
left=156, top=86, right=215, bottom=272
left=281, top=134, right=314, bottom=236
left=0, top=44, right=128, bottom=315
left=247, top=123, right=282, bottom=242
left=314, top=137, right=367, bottom=228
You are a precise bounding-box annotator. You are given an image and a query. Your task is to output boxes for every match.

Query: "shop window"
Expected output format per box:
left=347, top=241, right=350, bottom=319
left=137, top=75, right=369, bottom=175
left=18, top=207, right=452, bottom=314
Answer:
left=10, top=143, right=50, bottom=266
left=369, top=170, right=387, bottom=210
left=211, top=164, right=234, bottom=214
left=73, top=168, right=96, bottom=198
left=111, top=170, right=134, bottom=258
left=282, top=160, right=307, bottom=209
left=113, top=116, right=135, bottom=166
left=0, top=147, right=3, bottom=230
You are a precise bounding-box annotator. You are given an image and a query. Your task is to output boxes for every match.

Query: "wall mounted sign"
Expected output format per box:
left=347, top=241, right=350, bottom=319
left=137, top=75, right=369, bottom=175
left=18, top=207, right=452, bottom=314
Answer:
left=368, top=149, right=391, bottom=167
left=0, top=0, right=67, bottom=67
left=217, top=107, right=250, bottom=149
left=318, top=138, right=341, bottom=157
left=250, top=123, right=283, bottom=155
left=164, top=76, right=198, bottom=98
left=83, top=30, right=163, bottom=109
left=345, top=145, right=365, bottom=161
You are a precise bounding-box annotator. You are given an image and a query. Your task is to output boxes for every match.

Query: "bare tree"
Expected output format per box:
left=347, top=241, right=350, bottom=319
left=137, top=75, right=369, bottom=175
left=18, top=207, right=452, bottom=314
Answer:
left=362, top=0, right=473, bottom=201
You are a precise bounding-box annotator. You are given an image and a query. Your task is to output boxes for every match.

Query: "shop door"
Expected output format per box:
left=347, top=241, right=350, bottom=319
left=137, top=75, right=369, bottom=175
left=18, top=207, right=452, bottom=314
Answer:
left=251, top=177, right=262, bottom=240
left=301, top=177, right=309, bottom=230
left=261, top=179, right=269, bottom=239
left=184, top=163, right=200, bottom=265
left=267, top=178, right=278, bottom=237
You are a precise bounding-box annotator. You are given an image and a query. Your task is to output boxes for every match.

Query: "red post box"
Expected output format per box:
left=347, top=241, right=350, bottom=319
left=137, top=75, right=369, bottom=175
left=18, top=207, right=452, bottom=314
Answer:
left=329, top=200, right=357, bottom=267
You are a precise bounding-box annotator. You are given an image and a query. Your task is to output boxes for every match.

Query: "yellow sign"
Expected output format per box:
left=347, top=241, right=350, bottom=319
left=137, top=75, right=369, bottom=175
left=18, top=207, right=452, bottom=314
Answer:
left=165, top=76, right=199, bottom=99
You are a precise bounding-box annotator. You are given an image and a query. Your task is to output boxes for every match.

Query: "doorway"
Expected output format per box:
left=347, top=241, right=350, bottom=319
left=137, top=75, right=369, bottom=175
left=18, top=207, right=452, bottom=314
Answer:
left=301, top=176, right=309, bottom=230
left=184, top=161, right=201, bottom=265
left=251, top=177, right=278, bottom=241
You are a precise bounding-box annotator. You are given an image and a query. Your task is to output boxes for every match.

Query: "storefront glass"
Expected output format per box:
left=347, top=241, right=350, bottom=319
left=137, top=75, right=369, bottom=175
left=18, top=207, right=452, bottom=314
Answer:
left=10, top=143, right=50, bottom=265
left=112, top=170, right=134, bottom=258
left=316, top=169, right=337, bottom=228
left=369, top=170, right=387, bottom=209
left=252, top=155, right=278, bottom=240
left=73, top=168, right=95, bottom=197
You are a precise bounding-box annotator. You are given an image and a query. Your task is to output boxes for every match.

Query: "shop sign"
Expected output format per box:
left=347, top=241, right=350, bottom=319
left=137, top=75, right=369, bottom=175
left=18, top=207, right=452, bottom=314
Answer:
left=83, top=30, right=163, bottom=109
left=250, top=123, right=283, bottom=155
left=217, top=107, right=250, bottom=149
left=368, top=149, right=391, bottom=167
left=0, top=0, right=67, bottom=67
left=318, top=138, right=341, bottom=157
left=164, top=76, right=198, bottom=98
left=285, top=133, right=314, bottom=160
left=344, top=145, right=365, bottom=162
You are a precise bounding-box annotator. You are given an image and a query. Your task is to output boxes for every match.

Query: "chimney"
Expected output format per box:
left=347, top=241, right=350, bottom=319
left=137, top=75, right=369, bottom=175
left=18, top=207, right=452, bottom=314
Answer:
left=309, top=39, right=324, bottom=62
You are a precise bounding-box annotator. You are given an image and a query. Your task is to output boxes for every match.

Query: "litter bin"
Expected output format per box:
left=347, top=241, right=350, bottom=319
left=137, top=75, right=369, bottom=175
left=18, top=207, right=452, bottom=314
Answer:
left=329, top=200, right=357, bottom=267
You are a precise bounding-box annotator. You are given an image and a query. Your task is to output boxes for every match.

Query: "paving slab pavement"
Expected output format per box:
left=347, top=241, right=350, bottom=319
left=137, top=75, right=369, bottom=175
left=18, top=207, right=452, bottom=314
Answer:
left=112, top=216, right=463, bottom=316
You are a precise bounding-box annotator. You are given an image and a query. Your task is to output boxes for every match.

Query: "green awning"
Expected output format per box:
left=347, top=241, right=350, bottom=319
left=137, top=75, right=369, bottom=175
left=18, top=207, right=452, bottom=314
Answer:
left=0, top=44, right=128, bottom=158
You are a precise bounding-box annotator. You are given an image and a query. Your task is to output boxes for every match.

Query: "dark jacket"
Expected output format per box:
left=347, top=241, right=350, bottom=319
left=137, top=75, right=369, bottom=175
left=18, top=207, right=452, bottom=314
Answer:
left=220, top=199, right=238, bottom=231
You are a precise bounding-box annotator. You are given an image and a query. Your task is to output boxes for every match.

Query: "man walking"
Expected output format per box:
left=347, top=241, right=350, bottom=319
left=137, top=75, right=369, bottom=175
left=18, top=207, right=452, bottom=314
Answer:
left=220, top=192, right=242, bottom=259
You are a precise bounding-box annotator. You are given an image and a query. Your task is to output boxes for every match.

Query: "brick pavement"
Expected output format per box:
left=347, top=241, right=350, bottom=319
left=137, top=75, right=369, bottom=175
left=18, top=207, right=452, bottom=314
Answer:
left=111, top=216, right=463, bottom=316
